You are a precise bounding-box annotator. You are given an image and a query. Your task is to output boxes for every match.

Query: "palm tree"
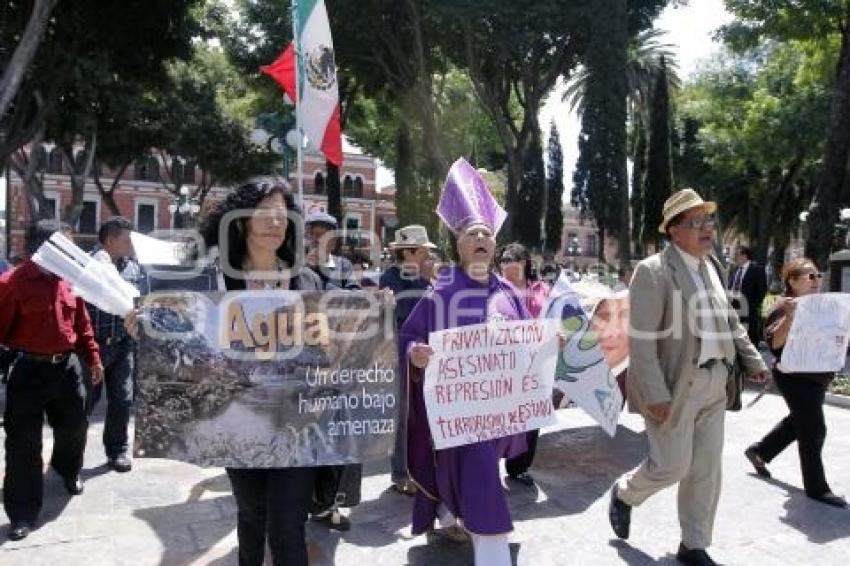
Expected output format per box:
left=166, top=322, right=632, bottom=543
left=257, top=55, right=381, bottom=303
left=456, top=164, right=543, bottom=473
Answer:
left=564, top=28, right=680, bottom=257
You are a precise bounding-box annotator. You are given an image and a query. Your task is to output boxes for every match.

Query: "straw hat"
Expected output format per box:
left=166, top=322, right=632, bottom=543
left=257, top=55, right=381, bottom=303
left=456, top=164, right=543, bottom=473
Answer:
left=657, top=188, right=717, bottom=234
left=389, top=225, right=438, bottom=249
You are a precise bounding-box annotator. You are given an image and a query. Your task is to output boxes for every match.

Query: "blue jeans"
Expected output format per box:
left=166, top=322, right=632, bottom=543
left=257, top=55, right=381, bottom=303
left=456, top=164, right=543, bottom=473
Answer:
left=89, top=339, right=134, bottom=458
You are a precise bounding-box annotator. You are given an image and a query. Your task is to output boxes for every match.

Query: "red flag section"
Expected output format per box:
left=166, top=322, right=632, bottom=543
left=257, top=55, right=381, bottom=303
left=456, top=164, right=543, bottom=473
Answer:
left=260, top=43, right=343, bottom=167
left=259, top=42, right=297, bottom=102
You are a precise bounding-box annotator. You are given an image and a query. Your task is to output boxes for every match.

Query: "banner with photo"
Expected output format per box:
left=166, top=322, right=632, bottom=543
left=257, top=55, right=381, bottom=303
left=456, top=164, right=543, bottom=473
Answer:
left=423, top=319, right=560, bottom=450
left=133, top=290, right=398, bottom=467
left=543, top=274, right=627, bottom=437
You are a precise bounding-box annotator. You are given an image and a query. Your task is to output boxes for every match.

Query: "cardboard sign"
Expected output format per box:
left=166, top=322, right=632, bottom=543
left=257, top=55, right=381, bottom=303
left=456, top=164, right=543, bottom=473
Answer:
left=780, top=293, right=850, bottom=373
left=423, top=319, right=559, bottom=449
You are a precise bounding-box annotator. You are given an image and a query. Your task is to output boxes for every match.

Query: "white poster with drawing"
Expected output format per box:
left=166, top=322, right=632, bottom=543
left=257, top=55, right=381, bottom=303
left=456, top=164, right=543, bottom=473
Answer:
left=779, top=293, right=850, bottom=373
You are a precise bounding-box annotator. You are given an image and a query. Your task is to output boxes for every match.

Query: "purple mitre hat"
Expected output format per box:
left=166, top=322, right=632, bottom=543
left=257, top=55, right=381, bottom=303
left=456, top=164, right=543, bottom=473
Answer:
left=436, top=157, right=507, bottom=235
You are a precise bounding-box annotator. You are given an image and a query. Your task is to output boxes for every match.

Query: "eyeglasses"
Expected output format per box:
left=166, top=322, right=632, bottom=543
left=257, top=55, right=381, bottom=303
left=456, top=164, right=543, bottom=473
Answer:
left=499, top=257, right=519, bottom=264
left=676, top=215, right=716, bottom=230
left=797, top=272, right=823, bottom=281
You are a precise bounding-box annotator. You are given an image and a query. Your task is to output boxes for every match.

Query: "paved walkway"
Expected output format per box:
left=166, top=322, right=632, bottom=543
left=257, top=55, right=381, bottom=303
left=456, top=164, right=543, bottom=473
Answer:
left=1, top=388, right=849, bottom=565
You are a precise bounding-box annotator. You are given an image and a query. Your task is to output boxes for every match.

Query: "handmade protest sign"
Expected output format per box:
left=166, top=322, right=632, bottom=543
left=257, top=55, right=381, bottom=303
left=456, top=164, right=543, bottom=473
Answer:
left=543, top=274, right=625, bottom=437
left=779, top=293, right=850, bottom=373
left=134, top=290, right=397, bottom=467
left=422, top=319, right=559, bottom=450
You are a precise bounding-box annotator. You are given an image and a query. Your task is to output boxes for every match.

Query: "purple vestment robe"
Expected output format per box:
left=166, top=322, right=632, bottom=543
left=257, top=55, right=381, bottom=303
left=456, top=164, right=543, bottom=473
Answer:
left=400, top=267, right=529, bottom=535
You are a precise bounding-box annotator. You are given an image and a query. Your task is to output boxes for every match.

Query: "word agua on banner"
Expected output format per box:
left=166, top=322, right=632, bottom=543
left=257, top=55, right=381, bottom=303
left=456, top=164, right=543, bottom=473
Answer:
left=779, top=293, right=850, bottom=373
left=423, top=319, right=559, bottom=450
left=134, top=290, right=398, bottom=467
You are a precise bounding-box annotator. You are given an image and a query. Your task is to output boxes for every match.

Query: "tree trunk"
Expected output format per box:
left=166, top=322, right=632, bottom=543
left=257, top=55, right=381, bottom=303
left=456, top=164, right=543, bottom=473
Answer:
left=631, top=123, right=647, bottom=257
left=806, top=24, right=850, bottom=268
left=0, top=0, right=60, bottom=121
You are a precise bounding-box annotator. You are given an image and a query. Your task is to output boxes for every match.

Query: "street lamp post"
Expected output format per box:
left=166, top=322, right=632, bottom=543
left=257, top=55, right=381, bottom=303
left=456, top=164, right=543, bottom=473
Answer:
left=168, top=185, right=201, bottom=229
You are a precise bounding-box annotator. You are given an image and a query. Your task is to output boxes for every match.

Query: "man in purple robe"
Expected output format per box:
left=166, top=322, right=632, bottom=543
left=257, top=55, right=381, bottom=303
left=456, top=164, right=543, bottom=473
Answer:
left=399, top=158, right=527, bottom=566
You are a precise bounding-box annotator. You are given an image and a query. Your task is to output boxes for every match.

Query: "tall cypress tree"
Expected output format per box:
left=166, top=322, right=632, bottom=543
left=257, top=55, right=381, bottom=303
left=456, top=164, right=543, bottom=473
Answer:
left=642, top=56, right=673, bottom=250
left=545, top=121, right=564, bottom=254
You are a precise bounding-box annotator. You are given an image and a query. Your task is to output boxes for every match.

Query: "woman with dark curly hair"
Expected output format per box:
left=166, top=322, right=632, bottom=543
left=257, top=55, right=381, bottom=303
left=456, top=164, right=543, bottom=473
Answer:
left=198, top=179, right=323, bottom=565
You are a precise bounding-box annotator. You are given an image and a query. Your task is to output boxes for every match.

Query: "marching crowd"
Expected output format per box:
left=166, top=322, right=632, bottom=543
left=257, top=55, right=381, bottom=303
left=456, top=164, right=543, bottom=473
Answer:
left=0, top=158, right=846, bottom=566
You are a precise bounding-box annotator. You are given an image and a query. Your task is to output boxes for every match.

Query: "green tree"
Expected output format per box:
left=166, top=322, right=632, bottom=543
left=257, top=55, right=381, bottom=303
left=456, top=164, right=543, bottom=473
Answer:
left=642, top=56, right=673, bottom=251
left=722, top=0, right=850, bottom=267
left=544, top=122, right=565, bottom=254
left=571, top=0, right=630, bottom=264
left=677, top=42, right=829, bottom=270
left=0, top=0, right=199, bottom=163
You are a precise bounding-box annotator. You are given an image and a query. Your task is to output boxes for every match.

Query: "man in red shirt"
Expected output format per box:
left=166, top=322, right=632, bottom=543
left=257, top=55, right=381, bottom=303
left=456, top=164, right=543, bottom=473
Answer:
left=0, top=220, right=104, bottom=541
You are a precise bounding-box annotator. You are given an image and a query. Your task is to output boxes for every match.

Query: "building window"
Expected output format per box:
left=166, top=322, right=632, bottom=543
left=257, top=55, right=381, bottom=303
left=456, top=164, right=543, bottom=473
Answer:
left=342, top=174, right=354, bottom=197
left=47, top=147, right=64, bottom=174
left=77, top=199, right=99, bottom=234
left=585, top=234, right=598, bottom=256
left=32, top=145, right=47, bottom=172
left=182, top=161, right=196, bottom=185
left=42, top=191, right=60, bottom=220
left=135, top=156, right=160, bottom=181
left=352, top=176, right=363, bottom=198
left=135, top=201, right=157, bottom=234
left=314, top=171, right=326, bottom=194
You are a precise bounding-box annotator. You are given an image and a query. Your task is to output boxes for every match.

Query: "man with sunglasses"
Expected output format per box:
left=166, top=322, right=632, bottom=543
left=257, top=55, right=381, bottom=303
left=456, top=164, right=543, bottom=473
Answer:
left=608, top=189, right=769, bottom=566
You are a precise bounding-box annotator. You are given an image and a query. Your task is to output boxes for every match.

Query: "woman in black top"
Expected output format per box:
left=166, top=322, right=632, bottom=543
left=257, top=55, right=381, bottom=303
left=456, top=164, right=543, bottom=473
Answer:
left=199, top=181, right=322, bottom=565
left=744, top=257, right=846, bottom=508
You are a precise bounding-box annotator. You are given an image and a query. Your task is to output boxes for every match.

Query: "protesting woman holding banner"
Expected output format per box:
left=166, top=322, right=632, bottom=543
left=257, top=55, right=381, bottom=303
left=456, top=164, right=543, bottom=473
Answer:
left=744, top=258, right=846, bottom=508
left=401, top=159, right=530, bottom=566
left=198, top=180, right=324, bottom=565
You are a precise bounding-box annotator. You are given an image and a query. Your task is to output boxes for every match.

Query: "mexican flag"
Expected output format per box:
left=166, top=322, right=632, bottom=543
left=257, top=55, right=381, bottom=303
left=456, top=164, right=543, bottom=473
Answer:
left=260, top=0, right=342, bottom=166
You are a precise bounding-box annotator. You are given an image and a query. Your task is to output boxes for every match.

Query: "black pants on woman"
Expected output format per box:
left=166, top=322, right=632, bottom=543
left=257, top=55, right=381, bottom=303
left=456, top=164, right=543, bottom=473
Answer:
left=505, top=430, right=539, bottom=477
left=226, top=467, right=316, bottom=566
left=751, top=371, right=832, bottom=497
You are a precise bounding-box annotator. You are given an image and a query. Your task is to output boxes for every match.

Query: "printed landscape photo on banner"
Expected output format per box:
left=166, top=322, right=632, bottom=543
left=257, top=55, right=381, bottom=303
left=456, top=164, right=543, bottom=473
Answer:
left=133, top=290, right=398, bottom=468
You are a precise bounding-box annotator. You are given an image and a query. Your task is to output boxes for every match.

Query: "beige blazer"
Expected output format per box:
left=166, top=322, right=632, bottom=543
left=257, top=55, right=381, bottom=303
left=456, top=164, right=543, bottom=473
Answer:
left=626, top=246, right=767, bottom=415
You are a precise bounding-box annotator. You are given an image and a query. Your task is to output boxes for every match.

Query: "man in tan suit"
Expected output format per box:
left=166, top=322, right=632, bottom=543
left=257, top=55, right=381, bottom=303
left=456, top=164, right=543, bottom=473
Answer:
left=608, top=189, right=769, bottom=566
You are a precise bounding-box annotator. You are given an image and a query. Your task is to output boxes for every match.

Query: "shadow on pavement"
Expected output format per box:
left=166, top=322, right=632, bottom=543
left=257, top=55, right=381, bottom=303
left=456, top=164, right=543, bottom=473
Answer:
left=609, top=539, right=666, bottom=565
left=406, top=539, right=520, bottom=566
left=757, top=476, right=850, bottom=543
left=508, top=424, right=646, bottom=521
left=133, top=495, right=234, bottom=566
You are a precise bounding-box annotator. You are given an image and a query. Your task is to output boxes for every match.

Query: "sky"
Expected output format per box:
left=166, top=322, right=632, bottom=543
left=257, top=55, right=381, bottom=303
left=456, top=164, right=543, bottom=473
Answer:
left=539, top=0, right=733, bottom=201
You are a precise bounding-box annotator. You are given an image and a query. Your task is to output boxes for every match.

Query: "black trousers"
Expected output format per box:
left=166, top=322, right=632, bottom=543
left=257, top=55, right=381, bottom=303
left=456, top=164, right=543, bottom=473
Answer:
left=752, top=371, right=831, bottom=497
left=87, top=339, right=134, bottom=457
left=226, top=467, right=316, bottom=566
left=3, top=354, right=88, bottom=523
left=505, top=429, right=539, bottom=477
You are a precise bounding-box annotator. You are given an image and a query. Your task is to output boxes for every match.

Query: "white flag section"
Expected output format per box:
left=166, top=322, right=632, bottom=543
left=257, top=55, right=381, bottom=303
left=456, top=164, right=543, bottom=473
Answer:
left=423, top=319, right=560, bottom=450
left=543, top=274, right=624, bottom=437
left=295, top=0, right=340, bottom=162
left=779, top=293, right=850, bottom=373
left=130, top=231, right=183, bottom=266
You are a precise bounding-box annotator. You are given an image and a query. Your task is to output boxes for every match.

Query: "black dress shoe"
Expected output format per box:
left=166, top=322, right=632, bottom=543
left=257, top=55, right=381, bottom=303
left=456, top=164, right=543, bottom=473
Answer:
left=507, top=472, right=536, bottom=487
left=676, top=543, right=719, bottom=566
left=608, top=486, right=631, bottom=539
left=62, top=475, right=84, bottom=495
left=8, top=522, right=32, bottom=541
left=810, top=492, right=847, bottom=508
left=108, top=454, right=132, bottom=473
left=744, top=446, right=771, bottom=478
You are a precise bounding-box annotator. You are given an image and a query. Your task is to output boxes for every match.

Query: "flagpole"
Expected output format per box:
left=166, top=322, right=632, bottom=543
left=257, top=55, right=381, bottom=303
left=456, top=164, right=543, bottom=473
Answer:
left=292, top=0, right=304, bottom=210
